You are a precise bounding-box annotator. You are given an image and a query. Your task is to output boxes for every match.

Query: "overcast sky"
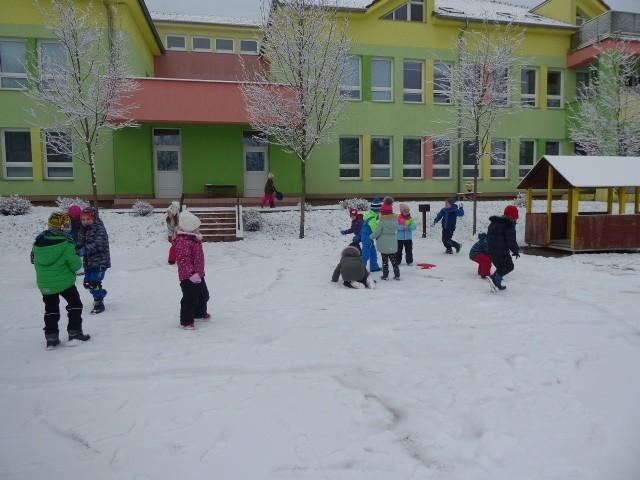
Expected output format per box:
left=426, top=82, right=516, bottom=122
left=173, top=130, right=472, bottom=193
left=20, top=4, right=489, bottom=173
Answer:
left=144, top=0, right=640, bottom=17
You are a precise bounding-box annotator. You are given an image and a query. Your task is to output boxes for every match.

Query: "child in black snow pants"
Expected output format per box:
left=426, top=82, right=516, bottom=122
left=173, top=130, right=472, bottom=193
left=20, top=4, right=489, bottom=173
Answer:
left=433, top=198, right=464, bottom=254
left=487, top=205, right=520, bottom=290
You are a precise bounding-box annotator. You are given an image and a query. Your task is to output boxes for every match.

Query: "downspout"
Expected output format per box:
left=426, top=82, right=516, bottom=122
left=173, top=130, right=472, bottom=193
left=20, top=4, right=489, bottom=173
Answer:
left=455, top=19, right=469, bottom=195
left=103, top=0, right=114, bottom=55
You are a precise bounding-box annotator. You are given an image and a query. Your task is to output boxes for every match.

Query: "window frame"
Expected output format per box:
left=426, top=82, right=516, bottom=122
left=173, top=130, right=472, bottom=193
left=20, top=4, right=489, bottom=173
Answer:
left=545, top=140, right=561, bottom=156
left=384, top=0, right=424, bottom=22
left=338, top=136, right=362, bottom=180
left=43, top=130, right=74, bottom=180
left=371, top=57, right=393, bottom=103
left=166, top=34, right=187, bottom=51
left=403, top=60, right=424, bottom=104
left=433, top=62, right=452, bottom=105
left=0, top=38, right=28, bottom=91
left=215, top=38, right=235, bottom=54
left=521, top=67, right=538, bottom=108
left=39, top=40, right=68, bottom=91
left=490, top=139, right=509, bottom=179
left=1, top=129, right=33, bottom=180
left=239, top=39, right=259, bottom=55
left=402, top=137, right=423, bottom=179
left=519, top=139, right=537, bottom=178
left=340, top=55, right=362, bottom=101
left=192, top=36, right=212, bottom=52
left=575, top=70, right=590, bottom=100
left=432, top=138, right=452, bottom=179
left=462, top=140, right=481, bottom=180
left=547, top=69, right=564, bottom=108
left=370, top=136, right=393, bottom=180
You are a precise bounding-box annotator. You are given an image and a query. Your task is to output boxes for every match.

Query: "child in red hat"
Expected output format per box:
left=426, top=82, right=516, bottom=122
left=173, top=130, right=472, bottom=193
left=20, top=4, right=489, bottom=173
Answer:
left=486, top=205, right=520, bottom=291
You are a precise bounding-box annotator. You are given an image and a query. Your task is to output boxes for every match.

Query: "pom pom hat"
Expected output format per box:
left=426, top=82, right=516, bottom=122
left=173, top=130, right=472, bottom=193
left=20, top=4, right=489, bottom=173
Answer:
left=370, top=197, right=382, bottom=212
left=68, top=204, right=82, bottom=219
left=504, top=205, right=519, bottom=221
left=178, top=210, right=201, bottom=233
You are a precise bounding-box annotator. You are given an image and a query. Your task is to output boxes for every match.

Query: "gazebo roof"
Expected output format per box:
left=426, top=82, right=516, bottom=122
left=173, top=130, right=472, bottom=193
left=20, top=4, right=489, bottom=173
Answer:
left=518, top=156, right=640, bottom=189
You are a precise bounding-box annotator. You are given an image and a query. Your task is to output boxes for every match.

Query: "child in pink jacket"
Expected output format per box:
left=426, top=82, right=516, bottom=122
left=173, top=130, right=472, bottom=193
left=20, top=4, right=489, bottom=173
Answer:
left=174, top=210, right=210, bottom=329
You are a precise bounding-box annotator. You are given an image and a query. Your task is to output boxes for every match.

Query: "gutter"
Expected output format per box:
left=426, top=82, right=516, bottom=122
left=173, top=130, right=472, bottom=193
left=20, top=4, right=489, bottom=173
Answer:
left=137, top=0, right=166, bottom=53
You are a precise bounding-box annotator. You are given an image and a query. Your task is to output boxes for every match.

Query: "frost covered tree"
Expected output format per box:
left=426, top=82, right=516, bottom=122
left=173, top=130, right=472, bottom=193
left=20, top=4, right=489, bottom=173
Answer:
left=569, top=42, right=640, bottom=156
left=25, top=0, right=138, bottom=206
left=240, top=0, right=349, bottom=239
left=434, top=20, right=524, bottom=234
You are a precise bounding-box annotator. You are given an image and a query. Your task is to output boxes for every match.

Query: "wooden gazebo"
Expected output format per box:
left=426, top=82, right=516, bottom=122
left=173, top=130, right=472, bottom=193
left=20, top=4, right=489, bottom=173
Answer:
left=518, top=156, right=640, bottom=252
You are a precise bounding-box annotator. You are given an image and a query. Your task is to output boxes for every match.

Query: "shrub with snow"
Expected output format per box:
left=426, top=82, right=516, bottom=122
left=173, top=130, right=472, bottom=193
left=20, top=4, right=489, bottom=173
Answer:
left=514, top=192, right=527, bottom=208
left=56, top=196, right=90, bottom=213
left=339, top=198, right=370, bottom=211
left=131, top=200, right=155, bottom=217
left=243, top=209, right=263, bottom=232
left=0, top=195, right=32, bottom=216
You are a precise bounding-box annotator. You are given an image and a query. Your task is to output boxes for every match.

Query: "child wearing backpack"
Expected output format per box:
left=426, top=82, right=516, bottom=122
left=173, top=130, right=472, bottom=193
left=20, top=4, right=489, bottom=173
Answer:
left=469, top=232, right=492, bottom=279
left=433, top=198, right=464, bottom=254
left=371, top=197, right=400, bottom=280
left=396, top=203, right=416, bottom=265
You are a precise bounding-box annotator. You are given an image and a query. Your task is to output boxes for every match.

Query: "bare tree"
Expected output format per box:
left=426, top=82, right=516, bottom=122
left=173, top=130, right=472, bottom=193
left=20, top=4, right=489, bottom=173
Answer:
left=569, top=42, right=640, bottom=156
left=25, top=0, right=138, bottom=206
left=434, top=20, right=524, bottom=234
left=240, top=0, right=349, bottom=239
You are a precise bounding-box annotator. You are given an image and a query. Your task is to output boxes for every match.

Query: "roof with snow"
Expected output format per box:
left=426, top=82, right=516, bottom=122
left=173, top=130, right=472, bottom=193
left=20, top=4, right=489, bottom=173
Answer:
left=151, top=11, right=262, bottom=28
left=518, top=156, right=640, bottom=189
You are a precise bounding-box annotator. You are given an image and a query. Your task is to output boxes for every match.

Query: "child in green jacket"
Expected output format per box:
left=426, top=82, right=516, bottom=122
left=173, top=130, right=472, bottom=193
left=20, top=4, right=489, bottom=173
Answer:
left=371, top=197, right=400, bottom=280
left=33, top=212, right=90, bottom=349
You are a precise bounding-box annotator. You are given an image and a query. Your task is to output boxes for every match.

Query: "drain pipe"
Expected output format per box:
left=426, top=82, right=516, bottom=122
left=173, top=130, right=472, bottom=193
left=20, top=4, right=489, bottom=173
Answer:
left=103, top=0, right=114, bottom=55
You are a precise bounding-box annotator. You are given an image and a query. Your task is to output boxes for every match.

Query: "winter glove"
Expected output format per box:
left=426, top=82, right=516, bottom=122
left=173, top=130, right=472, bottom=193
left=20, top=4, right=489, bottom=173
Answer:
left=340, top=230, right=349, bottom=235
left=512, top=252, right=521, bottom=259
left=189, top=273, right=202, bottom=284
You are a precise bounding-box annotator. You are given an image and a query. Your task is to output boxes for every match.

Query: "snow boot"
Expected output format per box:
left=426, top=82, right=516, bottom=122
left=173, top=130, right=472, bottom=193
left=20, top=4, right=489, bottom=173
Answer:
left=394, top=276, right=400, bottom=280
left=490, top=273, right=506, bottom=291
left=182, top=323, right=196, bottom=330
left=46, top=333, right=60, bottom=349
left=349, top=281, right=365, bottom=289
left=68, top=330, right=91, bottom=342
left=366, top=276, right=376, bottom=289
left=196, top=313, right=211, bottom=321
left=445, top=249, right=453, bottom=254
left=455, top=244, right=462, bottom=254
left=91, top=301, right=105, bottom=314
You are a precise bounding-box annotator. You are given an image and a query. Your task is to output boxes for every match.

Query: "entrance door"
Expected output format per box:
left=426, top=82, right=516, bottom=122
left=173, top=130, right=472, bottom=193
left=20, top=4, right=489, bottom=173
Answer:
left=154, top=128, right=182, bottom=198
left=243, top=132, right=268, bottom=198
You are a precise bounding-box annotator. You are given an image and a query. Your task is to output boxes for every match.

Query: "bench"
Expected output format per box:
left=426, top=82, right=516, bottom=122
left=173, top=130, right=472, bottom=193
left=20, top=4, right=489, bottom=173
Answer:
left=204, top=184, right=238, bottom=198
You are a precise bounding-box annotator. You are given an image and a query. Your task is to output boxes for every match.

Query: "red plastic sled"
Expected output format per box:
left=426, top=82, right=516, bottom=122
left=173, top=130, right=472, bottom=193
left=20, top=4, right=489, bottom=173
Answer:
left=416, top=263, right=437, bottom=270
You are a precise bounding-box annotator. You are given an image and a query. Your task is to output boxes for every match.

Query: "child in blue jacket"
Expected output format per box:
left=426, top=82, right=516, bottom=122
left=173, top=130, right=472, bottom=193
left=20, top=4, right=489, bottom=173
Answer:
left=433, top=198, right=464, bottom=254
left=396, top=203, right=417, bottom=265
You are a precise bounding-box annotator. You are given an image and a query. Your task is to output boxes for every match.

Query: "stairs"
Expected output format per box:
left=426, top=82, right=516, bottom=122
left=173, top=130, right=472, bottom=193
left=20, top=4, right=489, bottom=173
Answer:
left=191, top=207, right=243, bottom=242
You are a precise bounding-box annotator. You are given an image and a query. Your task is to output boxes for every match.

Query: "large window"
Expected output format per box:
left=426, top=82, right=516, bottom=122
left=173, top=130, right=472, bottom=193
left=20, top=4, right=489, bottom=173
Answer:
left=403, top=138, right=422, bottom=178
left=40, top=41, right=66, bottom=90
left=215, top=38, right=235, bottom=53
left=521, top=68, right=538, bottom=107
left=491, top=139, right=508, bottom=179
left=166, top=35, right=186, bottom=50
left=340, top=56, right=361, bottom=100
left=433, top=62, right=452, bottom=104
left=463, top=141, right=479, bottom=179
left=433, top=139, right=451, bottom=179
left=545, top=141, right=560, bottom=155
left=0, top=40, right=27, bottom=89
left=383, top=0, right=424, bottom=22
left=192, top=37, right=212, bottom=52
left=493, top=67, right=510, bottom=107
left=44, top=131, right=73, bottom=179
left=547, top=69, right=563, bottom=108
left=2, top=130, right=32, bottom=179
left=372, top=58, right=393, bottom=102
left=519, top=140, right=536, bottom=178
left=576, top=70, right=590, bottom=100
left=403, top=60, right=423, bottom=103
left=240, top=39, right=259, bottom=55
left=371, top=137, right=392, bottom=179
left=339, top=136, right=361, bottom=179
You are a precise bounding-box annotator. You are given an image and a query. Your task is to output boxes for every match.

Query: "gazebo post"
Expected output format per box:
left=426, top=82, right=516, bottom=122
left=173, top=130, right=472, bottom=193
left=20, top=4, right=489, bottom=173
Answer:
left=526, top=188, right=533, bottom=214
left=617, top=187, right=627, bottom=214
left=636, top=188, right=640, bottom=214
left=546, top=166, right=554, bottom=244
left=607, top=188, right=614, bottom=214
left=568, top=188, right=579, bottom=250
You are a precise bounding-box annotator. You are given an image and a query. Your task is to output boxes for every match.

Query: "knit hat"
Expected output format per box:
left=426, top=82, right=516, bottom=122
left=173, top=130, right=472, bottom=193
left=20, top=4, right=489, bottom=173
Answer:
left=178, top=210, right=201, bottom=233
left=504, top=205, right=519, bottom=221
left=446, top=197, right=457, bottom=206
left=167, top=201, right=180, bottom=216
left=48, top=212, right=71, bottom=231
left=399, top=203, right=410, bottom=214
left=68, top=204, right=82, bottom=219
left=81, top=207, right=98, bottom=220
left=381, top=203, right=393, bottom=215
left=349, top=208, right=358, bottom=217
left=370, top=197, right=382, bottom=212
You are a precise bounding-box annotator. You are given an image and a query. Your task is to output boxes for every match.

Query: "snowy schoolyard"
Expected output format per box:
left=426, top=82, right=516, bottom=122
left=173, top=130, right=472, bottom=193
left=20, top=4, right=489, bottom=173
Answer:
left=1, top=201, right=640, bottom=480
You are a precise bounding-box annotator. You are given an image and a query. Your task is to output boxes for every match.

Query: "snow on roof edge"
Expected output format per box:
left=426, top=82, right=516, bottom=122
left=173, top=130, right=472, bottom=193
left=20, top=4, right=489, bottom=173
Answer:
left=151, top=11, right=262, bottom=28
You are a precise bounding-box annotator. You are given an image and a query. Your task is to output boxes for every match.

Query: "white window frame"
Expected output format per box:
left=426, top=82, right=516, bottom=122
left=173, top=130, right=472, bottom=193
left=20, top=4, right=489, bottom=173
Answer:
left=547, top=69, right=564, bottom=108
left=371, top=58, right=393, bottom=103
left=43, top=130, right=74, bottom=180
left=432, top=138, right=452, bottom=179
left=384, top=0, right=424, bottom=22
left=239, top=39, right=259, bottom=55
left=215, top=38, right=235, bottom=54
left=371, top=136, right=393, bottom=180
left=192, top=36, right=212, bottom=52
left=403, top=60, right=424, bottom=104
left=340, top=56, right=362, bottom=101
left=433, top=62, right=452, bottom=105
left=521, top=67, right=538, bottom=107
left=2, top=129, right=33, bottom=180
left=0, top=39, right=27, bottom=90
left=490, top=139, right=509, bottom=179
left=339, top=136, right=362, bottom=180
left=545, top=140, right=561, bottom=156
left=166, top=34, right=186, bottom=51
left=519, top=139, right=537, bottom=178
left=402, top=137, right=423, bottom=179
left=462, top=140, right=481, bottom=180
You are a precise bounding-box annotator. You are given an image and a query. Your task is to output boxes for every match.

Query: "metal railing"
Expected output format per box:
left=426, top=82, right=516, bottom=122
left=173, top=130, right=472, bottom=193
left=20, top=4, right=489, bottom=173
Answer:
left=571, top=11, right=640, bottom=51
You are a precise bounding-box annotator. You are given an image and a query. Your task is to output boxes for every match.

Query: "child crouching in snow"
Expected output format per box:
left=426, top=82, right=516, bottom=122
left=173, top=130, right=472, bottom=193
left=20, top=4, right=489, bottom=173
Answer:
left=174, top=210, right=210, bottom=329
left=469, top=232, right=492, bottom=279
left=331, top=245, right=375, bottom=289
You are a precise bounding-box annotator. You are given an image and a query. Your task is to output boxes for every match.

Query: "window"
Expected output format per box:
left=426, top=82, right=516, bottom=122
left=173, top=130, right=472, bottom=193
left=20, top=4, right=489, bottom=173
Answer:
left=44, top=131, right=73, bottom=179
left=403, top=138, right=422, bottom=178
left=0, top=40, right=27, bottom=89
left=339, top=137, right=361, bottom=179
left=371, top=137, right=392, bottom=179
left=340, top=56, right=361, bottom=100
left=493, top=67, right=510, bottom=107
left=433, top=139, right=451, bottom=178
left=434, top=62, right=452, bottom=104
left=154, top=129, right=181, bottom=174
left=372, top=58, right=393, bottom=102
left=166, top=35, right=186, bottom=50
left=547, top=69, right=563, bottom=108
left=2, top=130, right=32, bottom=179
left=240, top=39, right=259, bottom=55
left=192, top=37, right=212, bottom=51
left=384, top=0, right=424, bottom=22
left=576, top=70, right=590, bottom=100
left=545, top=141, right=560, bottom=156
left=491, top=139, right=508, bottom=179
left=521, top=68, right=538, bottom=107
left=40, top=41, right=66, bottom=90
left=463, top=141, right=480, bottom=179
left=403, top=60, right=423, bottom=103
left=519, top=140, right=536, bottom=177
left=215, top=38, right=234, bottom=53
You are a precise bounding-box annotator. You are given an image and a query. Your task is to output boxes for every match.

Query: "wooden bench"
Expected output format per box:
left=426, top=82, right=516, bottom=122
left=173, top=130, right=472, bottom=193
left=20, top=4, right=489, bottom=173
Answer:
left=204, top=184, right=238, bottom=198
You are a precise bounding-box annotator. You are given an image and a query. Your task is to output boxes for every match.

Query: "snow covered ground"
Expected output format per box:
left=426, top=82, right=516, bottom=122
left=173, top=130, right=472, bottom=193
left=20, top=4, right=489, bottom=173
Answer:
left=1, top=201, right=639, bottom=480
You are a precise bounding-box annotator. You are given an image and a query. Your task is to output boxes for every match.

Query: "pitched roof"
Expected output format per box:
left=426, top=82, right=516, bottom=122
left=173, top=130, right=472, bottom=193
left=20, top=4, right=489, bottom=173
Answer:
left=151, top=11, right=262, bottom=28
left=518, top=156, right=640, bottom=189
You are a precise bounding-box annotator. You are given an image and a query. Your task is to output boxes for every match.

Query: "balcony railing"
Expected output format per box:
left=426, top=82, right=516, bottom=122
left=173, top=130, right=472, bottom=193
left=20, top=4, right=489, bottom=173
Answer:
left=571, top=11, right=640, bottom=51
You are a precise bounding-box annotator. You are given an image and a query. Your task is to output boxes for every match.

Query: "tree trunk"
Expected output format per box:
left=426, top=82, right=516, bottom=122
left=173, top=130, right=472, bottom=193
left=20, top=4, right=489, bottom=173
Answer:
left=299, top=159, right=307, bottom=239
left=89, top=147, right=99, bottom=207
left=472, top=131, right=480, bottom=235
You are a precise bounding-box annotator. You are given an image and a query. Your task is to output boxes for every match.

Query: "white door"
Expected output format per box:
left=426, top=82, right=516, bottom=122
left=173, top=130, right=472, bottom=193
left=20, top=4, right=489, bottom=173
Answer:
left=154, top=128, right=183, bottom=198
left=243, top=133, right=269, bottom=198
